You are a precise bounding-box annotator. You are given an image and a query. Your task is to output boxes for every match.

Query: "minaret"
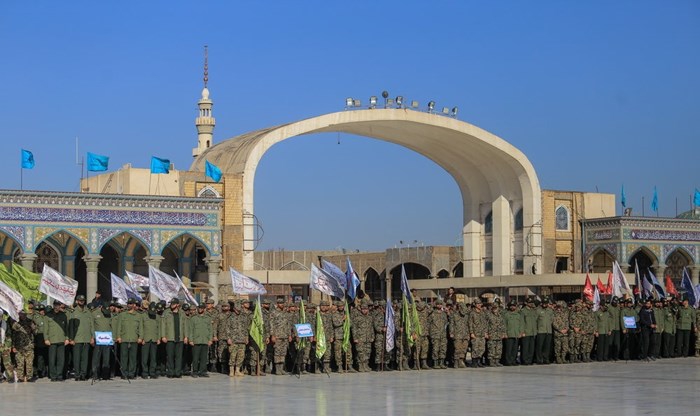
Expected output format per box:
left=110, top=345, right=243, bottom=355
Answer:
left=193, top=45, right=216, bottom=158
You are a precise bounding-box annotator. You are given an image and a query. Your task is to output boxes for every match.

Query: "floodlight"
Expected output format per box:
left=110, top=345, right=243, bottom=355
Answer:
left=452, top=107, right=458, bottom=117
left=354, top=99, right=362, bottom=107
left=396, top=96, right=403, bottom=107
left=369, top=96, right=378, bottom=108
left=411, top=100, right=419, bottom=108
left=346, top=97, right=353, bottom=108
left=382, top=91, right=389, bottom=99
left=442, top=107, right=449, bottom=115
left=427, top=101, right=435, bottom=112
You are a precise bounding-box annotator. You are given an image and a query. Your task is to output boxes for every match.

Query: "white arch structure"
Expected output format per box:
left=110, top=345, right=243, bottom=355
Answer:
left=192, top=109, right=542, bottom=276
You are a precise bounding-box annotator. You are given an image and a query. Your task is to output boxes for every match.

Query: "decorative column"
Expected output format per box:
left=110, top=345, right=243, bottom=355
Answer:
left=462, top=220, right=481, bottom=277
left=655, top=263, right=666, bottom=279
left=83, top=254, right=102, bottom=300
left=18, top=253, right=37, bottom=271
left=385, top=275, right=392, bottom=302
left=123, top=256, right=134, bottom=273
left=690, top=265, right=699, bottom=286
left=492, top=196, right=512, bottom=276
left=205, top=256, right=222, bottom=302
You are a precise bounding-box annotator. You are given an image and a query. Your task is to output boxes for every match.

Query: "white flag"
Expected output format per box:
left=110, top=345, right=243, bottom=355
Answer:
left=0, top=279, right=23, bottom=321
left=385, top=299, right=395, bottom=352
left=593, top=287, right=600, bottom=312
left=126, top=271, right=149, bottom=287
left=612, top=261, right=632, bottom=298
left=321, top=259, right=347, bottom=291
left=174, top=271, right=198, bottom=307
left=111, top=273, right=142, bottom=305
left=148, top=266, right=181, bottom=301
left=39, top=264, right=78, bottom=306
left=230, top=268, right=267, bottom=295
left=310, top=263, right=345, bottom=298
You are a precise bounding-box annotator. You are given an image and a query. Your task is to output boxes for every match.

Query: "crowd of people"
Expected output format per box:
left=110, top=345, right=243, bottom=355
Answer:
left=1, top=289, right=699, bottom=384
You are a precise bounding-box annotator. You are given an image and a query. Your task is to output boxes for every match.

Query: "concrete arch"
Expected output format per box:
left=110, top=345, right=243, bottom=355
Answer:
left=628, top=246, right=659, bottom=268
left=36, top=229, right=89, bottom=255
left=663, top=247, right=693, bottom=265
left=0, top=231, right=23, bottom=257
left=192, top=109, right=542, bottom=275
left=160, top=232, right=212, bottom=258
left=100, top=231, right=152, bottom=257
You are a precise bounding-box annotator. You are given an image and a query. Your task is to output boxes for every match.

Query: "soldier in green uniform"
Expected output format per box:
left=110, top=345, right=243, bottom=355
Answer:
left=352, top=299, right=374, bottom=372
left=115, top=298, right=143, bottom=379
left=486, top=300, right=505, bottom=366
left=607, top=297, right=622, bottom=360
left=449, top=302, right=470, bottom=368
left=535, top=297, right=554, bottom=364
left=694, top=307, right=700, bottom=357
left=468, top=299, right=488, bottom=367
left=520, top=298, right=538, bottom=365
left=140, top=302, right=160, bottom=379
left=620, top=298, right=638, bottom=360
left=32, top=304, right=48, bottom=378
left=91, top=302, right=113, bottom=380
left=45, top=300, right=69, bottom=381
left=160, top=298, right=188, bottom=378
left=189, top=303, right=213, bottom=377
left=651, top=299, right=665, bottom=359
left=226, top=300, right=249, bottom=377
left=662, top=298, right=676, bottom=358
left=13, top=310, right=37, bottom=382
left=69, top=294, right=93, bottom=380
left=675, top=297, right=697, bottom=357
left=503, top=300, right=524, bottom=366
left=594, top=300, right=611, bottom=361
left=205, top=298, right=219, bottom=372
left=552, top=301, right=570, bottom=364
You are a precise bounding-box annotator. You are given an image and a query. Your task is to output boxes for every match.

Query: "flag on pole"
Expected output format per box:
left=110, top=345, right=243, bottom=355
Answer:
left=401, top=296, right=414, bottom=348
left=230, top=267, right=267, bottom=295
left=87, top=152, right=109, bottom=172
left=321, top=259, right=347, bottom=292
left=642, top=272, right=656, bottom=299
left=315, top=308, right=327, bottom=359
left=150, top=156, right=170, bottom=174
left=592, top=287, right=600, bottom=311
left=665, top=275, right=678, bottom=297
left=110, top=273, right=142, bottom=305
left=310, top=263, right=345, bottom=298
left=174, top=271, right=198, bottom=307
left=21, top=149, right=35, bottom=169
left=680, top=268, right=697, bottom=308
left=0, top=264, right=45, bottom=305
left=341, top=300, right=351, bottom=352
left=400, top=264, right=413, bottom=303
left=583, top=273, right=594, bottom=301
left=0, top=279, right=23, bottom=321
left=651, top=187, right=658, bottom=213
left=621, top=184, right=627, bottom=208
left=250, top=299, right=264, bottom=351
left=205, top=160, right=223, bottom=183
left=612, top=261, right=631, bottom=298
left=596, top=277, right=606, bottom=295
left=605, top=271, right=614, bottom=295
left=125, top=271, right=149, bottom=287
left=385, top=297, right=395, bottom=352
left=39, top=264, right=78, bottom=306
left=148, top=266, right=181, bottom=301
left=298, top=300, right=308, bottom=350
left=647, top=269, right=666, bottom=299
left=345, top=257, right=360, bottom=300
left=633, top=260, right=642, bottom=300
left=695, top=189, right=700, bottom=207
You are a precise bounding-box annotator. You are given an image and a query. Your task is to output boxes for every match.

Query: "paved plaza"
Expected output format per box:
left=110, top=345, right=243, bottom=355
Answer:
left=2, top=358, right=699, bottom=415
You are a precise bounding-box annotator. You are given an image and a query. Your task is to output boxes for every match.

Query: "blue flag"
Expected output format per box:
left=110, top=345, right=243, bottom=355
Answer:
left=681, top=268, right=697, bottom=307
left=21, top=149, right=35, bottom=169
left=620, top=185, right=626, bottom=208
left=400, top=264, right=413, bottom=303
left=345, top=257, right=360, bottom=300
left=651, top=187, right=658, bottom=213
left=87, top=152, right=109, bottom=172
left=150, top=156, right=170, bottom=174
left=205, top=160, right=222, bottom=182
left=647, top=269, right=665, bottom=299
left=694, top=189, right=700, bottom=207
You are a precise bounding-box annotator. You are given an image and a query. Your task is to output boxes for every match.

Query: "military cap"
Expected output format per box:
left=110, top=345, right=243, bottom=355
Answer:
left=472, top=298, right=482, bottom=305
left=377, top=300, right=386, bottom=306
left=148, top=302, right=157, bottom=311
left=34, top=304, right=45, bottom=312
left=360, top=299, right=371, bottom=308
left=170, top=298, right=180, bottom=304
left=276, top=298, right=286, bottom=304
left=434, top=299, right=444, bottom=306
left=206, top=299, right=215, bottom=304
left=319, top=300, right=330, bottom=306
left=219, top=300, right=229, bottom=307
left=542, top=296, right=551, bottom=303
left=334, top=301, right=344, bottom=307
left=127, top=298, right=137, bottom=305
left=507, top=300, right=518, bottom=307
left=156, top=303, right=165, bottom=311
left=241, top=298, right=251, bottom=303
left=445, top=299, right=453, bottom=306
left=306, top=302, right=316, bottom=308
left=182, top=303, right=191, bottom=311
left=53, top=299, right=62, bottom=305
left=556, top=300, right=566, bottom=307
left=76, top=295, right=87, bottom=301
left=197, top=303, right=206, bottom=309
left=262, top=299, right=271, bottom=305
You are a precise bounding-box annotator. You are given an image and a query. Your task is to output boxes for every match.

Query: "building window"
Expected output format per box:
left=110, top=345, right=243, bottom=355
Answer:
left=485, top=261, right=493, bottom=272
left=555, top=257, right=569, bottom=273
left=484, top=211, right=493, bottom=234
left=555, top=205, right=570, bottom=231
left=514, top=208, right=523, bottom=231
left=515, top=259, right=524, bottom=273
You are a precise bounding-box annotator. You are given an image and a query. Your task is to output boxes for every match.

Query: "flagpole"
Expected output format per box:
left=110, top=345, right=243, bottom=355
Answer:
left=20, top=166, right=23, bottom=190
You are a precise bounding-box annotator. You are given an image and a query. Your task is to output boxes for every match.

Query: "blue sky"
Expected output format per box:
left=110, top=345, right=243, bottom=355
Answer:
left=1, top=1, right=698, bottom=251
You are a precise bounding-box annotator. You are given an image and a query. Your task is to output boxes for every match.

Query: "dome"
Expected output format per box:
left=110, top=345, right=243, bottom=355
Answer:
left=676, top=208, right=700, bottom=220
left=201, top=87, right=210, bottom=100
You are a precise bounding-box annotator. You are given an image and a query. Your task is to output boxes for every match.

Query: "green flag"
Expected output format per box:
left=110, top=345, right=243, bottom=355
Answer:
left=5, top=263, right=46, bottom=305
left=298, top=299, right=308, bottom=349
left=341, top=300, right=351, bottom=352
left=402, top=296, right=414, bottom=347
left=249, top=299, right=264, bottom=351
left=315, top=308, right=327, bottom=359
left=411, top=299, right=422, bottom=337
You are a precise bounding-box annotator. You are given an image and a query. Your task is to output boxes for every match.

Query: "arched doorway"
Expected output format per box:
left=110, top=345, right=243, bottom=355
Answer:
left=390, top=262, right=431, bottom=300
left=363, top=268, right=382, bottom=301
left=628, top=248, right=656, bottom=276
left=590, top=249, right=614, bottom=273
left=665, top=249, right=692, bottom=281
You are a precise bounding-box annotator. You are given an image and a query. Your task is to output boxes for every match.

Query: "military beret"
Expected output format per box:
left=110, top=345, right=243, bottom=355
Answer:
left=76, top=295, right=86, bottom=301
left=319, top=300, right=330, bottom=306
left=170, top=298, right=180, bottom=304
left=182, top=303, right=191, bottom=311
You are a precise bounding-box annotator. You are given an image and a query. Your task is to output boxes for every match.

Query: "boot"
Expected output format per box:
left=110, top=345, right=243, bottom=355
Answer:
left=401, top=359, right=410, bottom=370
left=275, top=363, right=286, bottom=375
left=695, top=349, right=700, bottom=357
left=265, top=363, right=272, bottom=374
left=439, top=360, right=447, bottom=369
left=420, top=359, right=429, bottom=370
left=229, top=368, right=235, bottom=377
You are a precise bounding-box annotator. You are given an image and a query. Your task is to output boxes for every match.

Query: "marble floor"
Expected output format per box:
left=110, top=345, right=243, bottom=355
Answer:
left=1, top=358, right=699, bottom=415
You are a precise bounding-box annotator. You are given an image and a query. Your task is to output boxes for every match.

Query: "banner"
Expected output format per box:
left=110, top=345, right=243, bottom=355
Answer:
left=250, top=300, right=264, bottom=351
left=205, top=160, right=222, bottom=183
left=7, top=263, right=45, bottom=303
left=39, top=264, right=78, bottom=306
left=385, top=299, right=395, bottom=352
left=174, top=271, right=198, bottom=307
left=321, top=259, right=347, bottom=292
left=230, top=268, right=267, bottom=295
left=0, top=279, right=23, bottom=321
left=315, top=309, right=327, bottom=359
left=345, top=257, right=360, bottom=300
left=612, top=261, right=632, bottom=298
left=310, top=263, right=345, bottom=298
left=148, top=266, right=181, bottom=301
left=111, top=273, right=142, bottom=305
left=125, top=271, right=149, bottom=287
left=400, top=264, right=413, bottom=303
left=87, top=152, right=109, bottom=172
left=583, top=273, right=594, bottom=301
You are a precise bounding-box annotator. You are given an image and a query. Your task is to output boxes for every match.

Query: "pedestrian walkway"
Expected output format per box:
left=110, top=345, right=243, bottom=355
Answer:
left=2, top=358, right=699, bottom=415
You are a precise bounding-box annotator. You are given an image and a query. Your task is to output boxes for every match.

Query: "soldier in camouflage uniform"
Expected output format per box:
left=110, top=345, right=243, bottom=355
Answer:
left=214, top=300, right=231, bottom=373
left=331, top=300, right=352, bottom=373
left=428, top=300, right=448, bottom=369
left=372, top=300, right=389, bottom=371
left=415, top=300, right=431, bottom=369
left=317, top=300, right=335, bottom=373
left=568, top=301, right=584, bottom=362
left=12, top=310, right=37, bottom=382
left=580, top=301, right=596, bottom=362
left=352, top=299, right=374, bottom=372
left=1, top=312, right=15, bottom=382
left=449, top=302, right=470, bottom=368
left=295, top=302, right=316, bottom=374
left=268, top=298, right=292, bottom=375
left=552, top=301, right=570, bottom=364
left=486, top=301, right=505, bottom=366
left=226, top=301, right=249, bottom=377
left=469, top=299, right=488, bottom=367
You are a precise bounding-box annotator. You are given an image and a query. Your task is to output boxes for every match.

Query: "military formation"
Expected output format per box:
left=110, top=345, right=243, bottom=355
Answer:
left=1, top=292, right=699, bottom=384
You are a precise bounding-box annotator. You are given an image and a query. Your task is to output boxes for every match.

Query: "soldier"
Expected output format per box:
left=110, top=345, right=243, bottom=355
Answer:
left=189, top=303, right=213, bottom=377
left=227, top=301, right=249, bottom=377
left=675, top=297, right=697, bottom=357
left=580, top=301, right=596, bottom=362
left=427, top=300, right=448, bottom=369
left=160, top=298, right=188, bottom=378
left=214, top=300, right=232, bottom=374
left=608, top=297, right=622, bottom=360
left=352, top=299, right=374, bottom=372
left=638, top=297, right=656, bottom=361
left=69, top=294, right=93, bottom=381
left=12, top=310, right=37, bottom=382
left=301, top=302, right=317, bottom=373
left=415, top=300, right=431, bottom=369
left=520, top=298, right=538, bottom=365
left=317, top=300, right=334, bottom=373
left=257, top=299, right=271, bottom=375
left=662, top=299, right=676, bottom=358
left=32, top=304, right=48, bottom=378
left=486, top=300, right=505, bottom=366
left=651, top=299, right=665, bottom=360
left=331, top=300, right=350, bottom=373
left=594, top=300, right=611, bottom=361
left=535, top=297, right=554, bottom=365
left=372, top=300, right=388, bottom=371
left=181, top=303, right=194, bottom=375
left=449, top=302, right=470, bottom=368
left=620, top=298, right=638, bottom=360
left=115, top=298, right=143, bottom=379
left=0, top=311, right=14, bottom=383
left=205, top=298, right=219, bottom=372
left=468, top=299, right=488, bottom=368
left=91, top=301, right=113, bottom=380
left=269, top=298, right=292, bottom=375
left=140, top=302, right=160, bottom=379
left=44, top=300, right=69, bottom=381
left=551, top=301, right=570, bottom=364
left=695, top=306, right=700, bottom=357
left=503, top=300, right=524, bottom=366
